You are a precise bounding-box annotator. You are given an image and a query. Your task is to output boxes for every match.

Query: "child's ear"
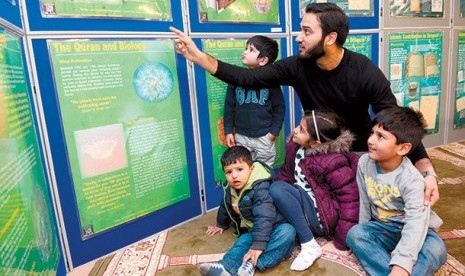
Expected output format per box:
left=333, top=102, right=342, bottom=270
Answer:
left=397, top=143, right=412, bottom=156
left=258, top=56, right=269, bottom=66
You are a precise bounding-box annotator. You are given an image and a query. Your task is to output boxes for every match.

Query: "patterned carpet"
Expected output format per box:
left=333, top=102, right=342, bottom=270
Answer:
left=90, top=141, right=465, bottom=276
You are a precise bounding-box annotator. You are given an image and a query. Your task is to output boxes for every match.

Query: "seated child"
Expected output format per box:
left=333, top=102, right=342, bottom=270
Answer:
left=270, top=109, right=360, bottom=271
left=346, top=106, right=447, bottom=276
left=199, top=146, right=295, bottom=276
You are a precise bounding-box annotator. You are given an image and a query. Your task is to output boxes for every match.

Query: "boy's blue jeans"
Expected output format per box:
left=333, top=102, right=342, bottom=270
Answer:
left=346, top=221, right=447, bottom=276
left=219, top=223, right=295, bottom=274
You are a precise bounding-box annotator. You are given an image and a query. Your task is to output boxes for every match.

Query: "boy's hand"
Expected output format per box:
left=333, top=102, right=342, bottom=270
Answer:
left=206, top=225, right=224, bottom=236
left=243, top=249, right=263, bottom=266
left=225, top=134, right=235, bottom=147
left=389, top=265, right=409, bottom=276
left=268, top=133, right=276, bottom=142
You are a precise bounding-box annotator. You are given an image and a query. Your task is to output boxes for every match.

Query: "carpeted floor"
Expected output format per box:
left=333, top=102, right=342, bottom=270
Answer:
left=85, top=141, right=465, bottom=276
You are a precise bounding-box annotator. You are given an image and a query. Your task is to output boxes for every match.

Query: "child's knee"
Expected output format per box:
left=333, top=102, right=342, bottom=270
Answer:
left=346, top=224, right=363, bottom=247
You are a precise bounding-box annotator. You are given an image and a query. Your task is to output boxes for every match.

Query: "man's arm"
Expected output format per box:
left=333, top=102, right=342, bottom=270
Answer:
left=414, top=157, right=439, bottom=206
left=170, top=27, right=218, bottom=74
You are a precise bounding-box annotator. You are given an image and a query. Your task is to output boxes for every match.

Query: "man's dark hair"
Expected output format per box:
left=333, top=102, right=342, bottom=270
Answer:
left=221, top=146, right=253, bottom=169
left=305, top=3, right=349, bottom=47
left=247, top=35, right=279, bottom=64
left=371, top=106, right=427, bottom=150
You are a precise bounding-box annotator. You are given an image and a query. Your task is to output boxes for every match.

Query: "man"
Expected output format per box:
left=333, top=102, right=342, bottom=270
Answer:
left=169, top=3, right=439, bottom=206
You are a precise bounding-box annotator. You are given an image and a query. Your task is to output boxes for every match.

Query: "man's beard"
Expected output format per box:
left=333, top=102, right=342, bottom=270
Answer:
left=300, top=38, right=325, bottom=60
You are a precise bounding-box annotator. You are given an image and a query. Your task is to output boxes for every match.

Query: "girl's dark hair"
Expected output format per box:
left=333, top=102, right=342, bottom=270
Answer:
left=303, top=109, right=345, bottom=143
left=221, top=146, right=253, bottom=169
left=371, top=106, right=426, bottom=150
left=305, top=3, right=349, bottom=47
left=247, top=35, right=279, bottom=65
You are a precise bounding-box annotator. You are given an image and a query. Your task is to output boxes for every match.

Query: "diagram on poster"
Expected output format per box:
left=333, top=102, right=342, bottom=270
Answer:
left=198, top=0, right=279, bottom=23
left=48, top=39, right=190, bottom=238
left=40, top=0, right=172, bottom=20
left=388, top=31, right=442, bottom=134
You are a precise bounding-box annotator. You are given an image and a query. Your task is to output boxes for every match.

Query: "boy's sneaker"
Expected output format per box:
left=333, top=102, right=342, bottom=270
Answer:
left=290, top=238, right=322, bottom=271
left=198, top=262, right=231, bottom=276
left=237, top=260, right=255, bottom=276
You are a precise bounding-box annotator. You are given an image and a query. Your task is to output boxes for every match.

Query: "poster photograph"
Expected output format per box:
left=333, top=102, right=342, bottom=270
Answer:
left=0, top=29, right=60, bottom=275
left=299, top=0, right=373, bottom=17
left=197, top=0, right=279, bottom=23
left=40, top=0, right=172, bottom=21
left=390, top=0, right=443, bottom=18
left=48, top=39, right=190, bottom=238
left=201, top=38, right=285, bottom=187
left=388, top=31, right=443, bottom=134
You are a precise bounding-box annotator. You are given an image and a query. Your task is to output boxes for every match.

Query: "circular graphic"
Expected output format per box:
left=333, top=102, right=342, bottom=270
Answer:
left=133, top=62, right=174, bottom=103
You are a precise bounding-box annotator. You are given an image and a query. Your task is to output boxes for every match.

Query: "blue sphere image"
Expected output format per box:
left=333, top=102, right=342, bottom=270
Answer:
left=133, top=62, right=174, bottom=102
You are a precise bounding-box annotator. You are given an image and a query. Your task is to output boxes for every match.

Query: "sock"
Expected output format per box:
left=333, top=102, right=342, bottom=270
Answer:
left=198, top=262, right=231, bottom=276
left=237, top=260, right=255, bottom=276
left=290, top=238, right=322, bottom=271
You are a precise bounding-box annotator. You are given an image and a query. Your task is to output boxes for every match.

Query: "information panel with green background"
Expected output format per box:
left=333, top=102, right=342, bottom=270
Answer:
left=454, top=31, right=465, bottom=129
left=390, top=0, right=443, bottom=17
left=0, top=29, right=60, bottom=275
left=344, top=34, right=372, bottom=59
left=40, top=0, right=172, bottom=20
left=299, top=0, right=374, bottom=17
left=202, top=38, right=285, bottom=188
left=197, top=0, right=279, bottom=23
left=388, top=31, right=442, bottom=134
left=48, top=39, right=190, bottom=238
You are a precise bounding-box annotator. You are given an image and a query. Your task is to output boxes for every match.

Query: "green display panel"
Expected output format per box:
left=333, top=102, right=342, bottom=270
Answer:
left=48, top=39, right=190, bottom=238
left=388, top=31, right=443, bottom=134
left=454, top=31, right=465, bottom=129
left=40, top=0, right=172, bottom=20
left=345, top=34, right=372, bottom=59
left=197, top=0, right=279, bottom=23
left=202, top=38, right=285, bottom=186
left=0, top=30, right=60, bottom=275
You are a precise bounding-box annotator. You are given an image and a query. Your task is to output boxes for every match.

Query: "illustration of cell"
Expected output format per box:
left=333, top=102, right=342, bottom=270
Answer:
left=133, top=62, right=174, bottom=103
left=82, top=136, right=118, bottom=159
left=74, top=124, right=128, bottom=178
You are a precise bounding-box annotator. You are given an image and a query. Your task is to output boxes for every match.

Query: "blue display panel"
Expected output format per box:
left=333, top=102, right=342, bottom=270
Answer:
left=0, top=0, right=22, bottom=29
left=291, top=0, right=379, bottom=32
left=30, top=38, right=202, bottom=267
left=189, top=0, right=286, bottom=33
left=24, top=0, right=183, bottom=32
left=192, top=37, right=290, bottom=210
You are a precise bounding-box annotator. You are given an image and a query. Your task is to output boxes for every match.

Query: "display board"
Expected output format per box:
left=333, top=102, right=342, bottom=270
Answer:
left=24, top=0, right=183, bottom=32
left=383, top=0, right=450, bottom=28
left=189, top=0, right=286, bottom=33
left=30, top=37, right=202, bottom=267
left=193, top=37, right=290, bottom=210
left=291, top=0, right=378, bottom=31
left=0, top=28, right=60, bottom=275
left=448, top=29, right=465, bottom=143
left=383, top=29, right=449, bottom=147
left=454, top=0, right=465, bottom=26
left=0, top=0, right=22, bottom=29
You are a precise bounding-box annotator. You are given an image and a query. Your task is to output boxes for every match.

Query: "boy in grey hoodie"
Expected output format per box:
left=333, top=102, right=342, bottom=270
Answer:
left=346, top=106, right=447, bottom=276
